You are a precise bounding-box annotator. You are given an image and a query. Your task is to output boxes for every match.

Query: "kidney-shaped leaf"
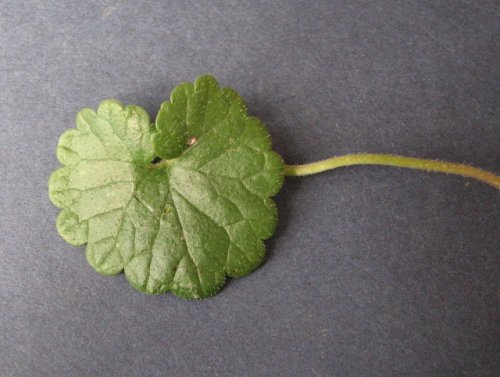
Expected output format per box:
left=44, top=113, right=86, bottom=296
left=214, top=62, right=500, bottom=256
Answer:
left=48, top=75, right=284, bottom=299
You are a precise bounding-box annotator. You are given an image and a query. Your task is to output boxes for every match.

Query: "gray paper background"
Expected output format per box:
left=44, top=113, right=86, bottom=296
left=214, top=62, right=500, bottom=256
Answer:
left=1, top=1, right=499, bottom=376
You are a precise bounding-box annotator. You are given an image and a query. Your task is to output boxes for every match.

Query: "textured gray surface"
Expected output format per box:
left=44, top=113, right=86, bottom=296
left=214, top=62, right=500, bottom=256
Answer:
left=1, top=1, right=499, bottom=376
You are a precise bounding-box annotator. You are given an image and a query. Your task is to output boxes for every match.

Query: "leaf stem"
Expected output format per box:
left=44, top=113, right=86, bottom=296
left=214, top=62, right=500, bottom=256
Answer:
left=284, top=153, right=500, bottom=189
left=149, top=158, right=179, bottom=169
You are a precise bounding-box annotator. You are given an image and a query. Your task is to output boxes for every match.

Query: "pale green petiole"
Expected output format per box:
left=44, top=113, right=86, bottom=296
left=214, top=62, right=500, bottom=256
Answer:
left=284, top=153, right=500, bottom=190
left=149, top=158, right=179, bottom=169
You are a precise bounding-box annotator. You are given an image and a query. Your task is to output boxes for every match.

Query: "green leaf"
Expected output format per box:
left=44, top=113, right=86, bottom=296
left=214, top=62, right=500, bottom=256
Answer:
left=48, top=75, right=284, bottom=299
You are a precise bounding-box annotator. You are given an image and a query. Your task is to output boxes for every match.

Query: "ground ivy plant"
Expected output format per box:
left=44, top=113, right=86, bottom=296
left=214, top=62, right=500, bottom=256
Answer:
left=49, top=75, right=500, bottom=299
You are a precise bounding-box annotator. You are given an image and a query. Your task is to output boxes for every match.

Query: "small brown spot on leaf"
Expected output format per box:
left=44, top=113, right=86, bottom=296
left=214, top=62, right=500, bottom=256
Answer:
left=187, top=136, right=197, bottom=146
